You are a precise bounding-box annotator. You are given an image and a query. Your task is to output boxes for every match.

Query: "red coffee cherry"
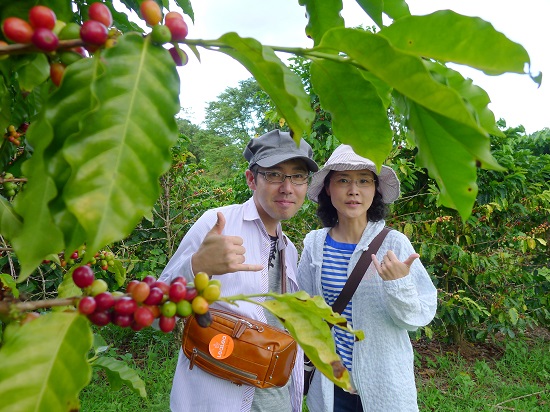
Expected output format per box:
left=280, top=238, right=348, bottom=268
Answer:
left=49, top=62, right=65, bottom=87
left=88, top=2, right=113, bottom=28
left=165, top=17, right=188, bottom=41
left=72, top=265, right=95, bottom=288
left=159, top=315, right=176, bottom=332
left=80, top=20, right=108, bottom=45
left=78, top=296, right=97, bottom=315
left=28, top=5, right=57, bottom=30
left=2, top=17, right=34, bottom=44
left=32, top=28, right=59, bottom=52
left=140, top=1, right=163, bottom=26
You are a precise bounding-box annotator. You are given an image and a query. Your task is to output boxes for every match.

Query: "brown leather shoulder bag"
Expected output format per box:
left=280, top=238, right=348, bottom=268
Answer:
left=182, top=308, right=297, bottom=388
left=182, top=245, right=297, bottom=388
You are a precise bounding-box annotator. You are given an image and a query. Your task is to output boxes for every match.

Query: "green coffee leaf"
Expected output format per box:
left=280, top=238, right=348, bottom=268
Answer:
left=379, top=11, right=530, bottom=76
left=225, top=291, right=363, bottom=392
left=216, top=33, right=314, bottom=139
left=407, top=103, right=479, bottom=218
left=92, top=356, right=147, bottom=398
left=298, top=0, right=345, bottom=45
left=12, top=57, right=103, bottom=279
left=0, top=312, right=92, bottom=412
left=0, top=196, right=22, bottom=242
left=318, top=28, right=482, bottom=132
left=311, top=59, right=392, bottom=167
left=63, top=34, right=180, bottom=253
left=17, top=54, right=50, bottom=92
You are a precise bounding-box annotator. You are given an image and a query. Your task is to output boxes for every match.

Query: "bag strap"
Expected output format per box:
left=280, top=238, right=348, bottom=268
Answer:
left=280, top=246, right=287, bottom=294
left=278, top=233, right=288, bottom=294
left=331, top=227, right=391, bottom=315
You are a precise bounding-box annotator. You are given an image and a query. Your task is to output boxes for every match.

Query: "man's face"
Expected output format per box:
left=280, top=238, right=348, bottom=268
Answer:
left=246, top=159, right=309, bottom=235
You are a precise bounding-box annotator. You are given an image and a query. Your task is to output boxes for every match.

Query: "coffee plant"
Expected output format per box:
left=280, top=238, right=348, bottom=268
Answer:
left=0, top=0, right=543, bottom=410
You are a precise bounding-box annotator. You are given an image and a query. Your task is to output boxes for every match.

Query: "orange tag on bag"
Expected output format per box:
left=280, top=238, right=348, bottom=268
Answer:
left=209, top=334, right=234, bottom=359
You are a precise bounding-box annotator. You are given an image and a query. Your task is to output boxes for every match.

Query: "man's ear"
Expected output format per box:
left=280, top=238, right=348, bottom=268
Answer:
left=245, top=169, right=256, bottom=191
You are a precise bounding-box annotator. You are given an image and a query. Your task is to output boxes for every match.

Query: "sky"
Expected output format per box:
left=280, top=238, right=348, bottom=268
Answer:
left=168, top=0, right=548, bottom=135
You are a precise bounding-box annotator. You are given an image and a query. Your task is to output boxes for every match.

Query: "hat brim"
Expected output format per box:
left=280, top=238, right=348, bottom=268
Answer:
left=308, top=163, right=400, bottom=204
left=256, top=154, right=319, bottom=172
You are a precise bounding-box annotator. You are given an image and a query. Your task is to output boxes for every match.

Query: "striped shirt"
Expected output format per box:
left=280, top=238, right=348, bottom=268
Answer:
left=321, top=234, right=356, bottom=371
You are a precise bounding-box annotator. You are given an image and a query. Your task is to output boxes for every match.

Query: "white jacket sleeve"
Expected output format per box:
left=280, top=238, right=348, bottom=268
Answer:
left=381, top=231, right=437, bottom=330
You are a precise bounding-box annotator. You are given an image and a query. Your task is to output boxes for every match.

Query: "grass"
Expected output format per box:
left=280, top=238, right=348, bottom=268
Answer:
left=81, top=327, right=549, bottom=411
left=415, top=336, right=550, bottom=411
left=79, top=324, right=178, bottom=412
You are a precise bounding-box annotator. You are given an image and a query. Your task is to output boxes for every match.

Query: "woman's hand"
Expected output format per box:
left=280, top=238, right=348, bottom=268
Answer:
left=372, top=250, right=419, bottom=280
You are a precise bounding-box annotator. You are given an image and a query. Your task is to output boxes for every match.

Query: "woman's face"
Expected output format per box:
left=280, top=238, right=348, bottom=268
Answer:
left=326, top=169, right=376, bottom=222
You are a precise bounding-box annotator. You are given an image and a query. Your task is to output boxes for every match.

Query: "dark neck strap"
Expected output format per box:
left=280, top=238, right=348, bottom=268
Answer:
left=332, top=227, right=391, bottom=314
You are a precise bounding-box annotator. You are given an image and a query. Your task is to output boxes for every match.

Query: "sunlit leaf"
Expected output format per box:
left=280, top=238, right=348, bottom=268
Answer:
left=0, top=273, right=18, bottom=298
left=11, top=57, right=104, bottom=278
left=225, top=291, right=363, bottom=391
left=407, top=103, right=479, bottom=219
left=0, top=312, right=92, bottom=412
left=63, top=34, right=180, bottom=253
left=317, top=28, right=483, bottom=132
left=11, top=119, right=65, bottom=280
left=298, top=0, right=345, bottom=44
left=508, top=308, right=519, bottom=325
left=216, top=33, right=314, bottom=139
left=311, top=59, right=392, bottom=167
left=423, top=61, right=504, bottom=139
left=379, top=11, right=530, bottom=76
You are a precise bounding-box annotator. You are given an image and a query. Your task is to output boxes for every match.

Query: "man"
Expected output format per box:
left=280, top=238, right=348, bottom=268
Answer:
left=159, top=129, right=318, bottom=412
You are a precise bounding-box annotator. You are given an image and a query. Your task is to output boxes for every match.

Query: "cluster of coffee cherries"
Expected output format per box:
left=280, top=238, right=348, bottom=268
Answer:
left=3, top=124, right=27, bottom=147
left=1, top=3, right=116, bottom=51
left=0, top=3, right=116, bottom=86
left=2, top=172, right=19, bottom=198
left=73, top=267, right=219, bottom=332
left=0, top=2, right=190, bottom=86
left=139, top=0, right=189, bottom=66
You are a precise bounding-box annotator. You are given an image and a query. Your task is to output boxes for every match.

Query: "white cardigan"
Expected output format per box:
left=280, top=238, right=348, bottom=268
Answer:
left=297, top=220, right=437, bottom=412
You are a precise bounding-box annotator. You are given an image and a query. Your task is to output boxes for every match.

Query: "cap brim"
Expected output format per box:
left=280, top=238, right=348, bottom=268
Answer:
left=256, top=155, right=319, bottom=172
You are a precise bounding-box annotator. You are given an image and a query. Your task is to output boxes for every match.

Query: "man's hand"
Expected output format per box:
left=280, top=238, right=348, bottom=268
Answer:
left=372, top=250, right=419, bottom=281
left=191, top=212, right=264, bottom=276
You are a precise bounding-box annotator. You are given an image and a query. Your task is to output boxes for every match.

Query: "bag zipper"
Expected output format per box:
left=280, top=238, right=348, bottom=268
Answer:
left=190, top=347, right=259, bottom=382
left=213, top=311, right=265, bottom=338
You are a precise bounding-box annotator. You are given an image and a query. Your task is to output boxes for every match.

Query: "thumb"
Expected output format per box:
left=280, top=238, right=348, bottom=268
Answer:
left=403, top=253, right=420, bottom=268
left=209, top=211, right=225, bottom=235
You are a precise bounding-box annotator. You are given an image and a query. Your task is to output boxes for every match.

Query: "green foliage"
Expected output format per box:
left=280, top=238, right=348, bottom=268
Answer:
left=214, top=33, right=315, bottom=139
left=92, top=357, right=147, bottom=398
left=0, top=312, right=92, bottom=412
left=0, top=0, right=547, bottom=410
left=390, top=125, right=550, bottom=343
left=416, top=337, right=550, bottom=411
left=224, top=291, right=364, bottom=392
left=204, top=78, right=276, bottom=145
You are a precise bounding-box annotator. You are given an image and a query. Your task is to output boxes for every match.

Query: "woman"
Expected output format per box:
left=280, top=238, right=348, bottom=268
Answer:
left=298, top=144, right=437, bottom=412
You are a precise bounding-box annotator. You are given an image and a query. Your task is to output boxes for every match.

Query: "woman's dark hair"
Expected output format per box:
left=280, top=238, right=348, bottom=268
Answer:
left=316, top=170, right=389, bottom=227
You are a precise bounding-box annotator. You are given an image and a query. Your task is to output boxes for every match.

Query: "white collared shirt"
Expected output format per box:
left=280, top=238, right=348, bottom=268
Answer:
left=159, top=197, right=304, bottom=412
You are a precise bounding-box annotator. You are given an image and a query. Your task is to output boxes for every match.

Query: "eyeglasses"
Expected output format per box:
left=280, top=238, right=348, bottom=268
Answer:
left=257, top=171, right=310, bottom=185
left=331, top=177, right=376, bottom=187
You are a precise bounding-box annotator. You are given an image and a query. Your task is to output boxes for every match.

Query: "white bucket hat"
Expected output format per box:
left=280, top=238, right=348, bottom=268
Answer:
left=308, top=144, right=400, bottom=204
